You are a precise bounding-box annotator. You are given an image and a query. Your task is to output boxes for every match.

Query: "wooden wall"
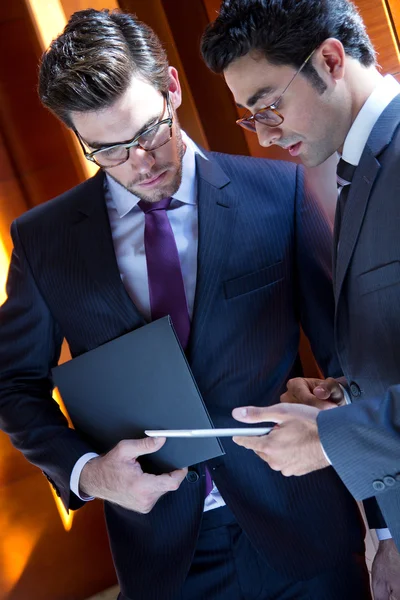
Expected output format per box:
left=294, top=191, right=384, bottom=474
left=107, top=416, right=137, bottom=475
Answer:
left=0, top=1, right=398, bottom=599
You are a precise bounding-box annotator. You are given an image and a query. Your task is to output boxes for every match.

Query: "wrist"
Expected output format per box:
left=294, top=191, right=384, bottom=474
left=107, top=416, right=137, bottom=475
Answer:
left=79, top=455, right=101, bottom=498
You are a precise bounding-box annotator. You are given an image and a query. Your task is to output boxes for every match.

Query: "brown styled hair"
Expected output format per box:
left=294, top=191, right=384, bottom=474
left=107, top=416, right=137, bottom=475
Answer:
left=39, top=8, right=170, bottom=127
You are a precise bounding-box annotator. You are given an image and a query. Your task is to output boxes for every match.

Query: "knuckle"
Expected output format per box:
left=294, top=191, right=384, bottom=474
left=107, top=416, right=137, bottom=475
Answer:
left=137, top=495, right=153, bottom=514
left=326, top=377, right=339, bottom=390
left=112, top=440, right=128, bottom=457
left=269, top=461, right=280, bottom=472
left=169, top=479, right=181, bottom=491
left=118, top=439, right=130, bottom=448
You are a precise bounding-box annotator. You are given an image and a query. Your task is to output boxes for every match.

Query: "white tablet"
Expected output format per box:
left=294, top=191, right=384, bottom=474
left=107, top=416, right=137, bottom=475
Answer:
left=145, top=427, right=272, bottom=438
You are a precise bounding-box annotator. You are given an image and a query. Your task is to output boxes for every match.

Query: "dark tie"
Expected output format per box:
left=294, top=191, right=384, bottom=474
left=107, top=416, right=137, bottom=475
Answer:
left=138, top=197, right=213, bottom=496
left=336, top=158, right=357, bottom=217
left=138, top=197, right=190, bottom=349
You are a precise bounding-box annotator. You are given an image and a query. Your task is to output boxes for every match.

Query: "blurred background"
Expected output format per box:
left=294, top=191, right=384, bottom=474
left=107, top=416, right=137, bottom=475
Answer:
left=0, top=1, right=399, bottom=598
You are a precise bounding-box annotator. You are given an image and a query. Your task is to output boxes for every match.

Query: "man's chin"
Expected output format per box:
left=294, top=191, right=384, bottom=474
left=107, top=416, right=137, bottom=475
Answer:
left=129, top=173, right=182, bottom=203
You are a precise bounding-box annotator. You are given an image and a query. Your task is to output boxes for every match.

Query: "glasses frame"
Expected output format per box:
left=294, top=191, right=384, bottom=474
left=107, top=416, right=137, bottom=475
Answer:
left=236, top=49, right=316, bottom=131
left=75, top=93, right=173, bottom=168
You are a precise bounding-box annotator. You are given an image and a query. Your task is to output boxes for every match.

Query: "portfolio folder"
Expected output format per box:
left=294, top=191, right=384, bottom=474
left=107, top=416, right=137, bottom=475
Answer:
left=52, top=317, right=224, bottom=473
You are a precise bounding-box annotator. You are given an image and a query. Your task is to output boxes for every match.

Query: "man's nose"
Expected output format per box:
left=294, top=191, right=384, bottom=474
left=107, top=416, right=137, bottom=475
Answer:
left=129, top=146, right=156, bottom=172
left=256, top=123, right=282, bottom=148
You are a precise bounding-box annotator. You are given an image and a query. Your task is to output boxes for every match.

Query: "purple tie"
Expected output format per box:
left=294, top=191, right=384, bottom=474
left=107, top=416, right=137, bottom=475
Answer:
left=138, top=197, right=213, bottom=497
left=138, top=197, right=190, bottom=349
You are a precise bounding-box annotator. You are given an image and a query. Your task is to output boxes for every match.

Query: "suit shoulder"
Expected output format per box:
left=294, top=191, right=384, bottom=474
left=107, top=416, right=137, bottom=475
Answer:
left=15, top=172, right=104, bottom=233
left=208, top=150, right=299, bottom=181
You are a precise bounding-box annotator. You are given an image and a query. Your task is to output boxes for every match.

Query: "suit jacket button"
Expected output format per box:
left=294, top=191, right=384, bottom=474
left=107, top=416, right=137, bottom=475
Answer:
left=383, top=476, right=396, bottom=487
left=349, top=382, right=361, bottom=397
left=186, top=470, right=199, bottom=483
left=372, top=480, right=385, bottom=492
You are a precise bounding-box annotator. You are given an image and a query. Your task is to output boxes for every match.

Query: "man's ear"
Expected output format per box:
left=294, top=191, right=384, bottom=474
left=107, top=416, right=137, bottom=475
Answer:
left=317, top=38, right=346, bottom=82
left=168, top=66, right=182, bottom=110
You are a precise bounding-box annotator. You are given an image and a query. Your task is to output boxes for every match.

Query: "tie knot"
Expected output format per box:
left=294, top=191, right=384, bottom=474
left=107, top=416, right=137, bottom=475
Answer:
left=337, top=158, right=356, bottom=187
left=138, top=197, right=172, bottom=213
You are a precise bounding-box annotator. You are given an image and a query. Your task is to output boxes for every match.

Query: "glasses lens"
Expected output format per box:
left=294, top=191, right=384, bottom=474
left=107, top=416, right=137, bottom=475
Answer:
left=138, top=121, right=171, bottom=150
left=237, top=118, right=256, bottom=132
left=255, top=109, right=283, bottom=127
left=94, top=146, right=129, bottom=167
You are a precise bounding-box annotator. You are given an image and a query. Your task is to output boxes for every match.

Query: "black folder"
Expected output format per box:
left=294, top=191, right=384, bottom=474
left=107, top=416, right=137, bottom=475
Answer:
left=52, top=317, right=224, bottom=473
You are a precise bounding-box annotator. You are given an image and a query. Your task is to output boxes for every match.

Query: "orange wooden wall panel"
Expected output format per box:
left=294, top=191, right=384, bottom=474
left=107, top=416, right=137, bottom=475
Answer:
left=388, top=0, right=400, bottom=39
left=0, top=0, right=85, bottom=209
left=355, top=0, right=400, bottom=76
left=0, top=472, right=116, bottom=600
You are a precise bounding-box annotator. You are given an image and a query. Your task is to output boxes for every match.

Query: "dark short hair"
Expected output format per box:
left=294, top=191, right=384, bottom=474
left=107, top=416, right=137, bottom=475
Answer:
left=201, top=0, right=376, bottom=93
left=39, top=9, right=170, bottom=127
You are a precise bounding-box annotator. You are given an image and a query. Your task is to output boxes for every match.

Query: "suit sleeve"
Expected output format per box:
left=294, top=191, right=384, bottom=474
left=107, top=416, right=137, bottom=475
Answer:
left=318, top=386, right=400, bottom=501
left=0, top=221, right=95, bottom=510
left=293, top=165, right=342, bottom=378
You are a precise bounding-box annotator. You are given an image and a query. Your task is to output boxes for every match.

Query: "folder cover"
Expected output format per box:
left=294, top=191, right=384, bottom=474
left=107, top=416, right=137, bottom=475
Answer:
left=52, top=317, right=224, bottom=473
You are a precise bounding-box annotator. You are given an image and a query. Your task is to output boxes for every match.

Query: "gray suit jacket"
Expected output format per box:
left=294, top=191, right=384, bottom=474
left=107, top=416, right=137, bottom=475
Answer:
left=318, top=94, right=400, bottom=548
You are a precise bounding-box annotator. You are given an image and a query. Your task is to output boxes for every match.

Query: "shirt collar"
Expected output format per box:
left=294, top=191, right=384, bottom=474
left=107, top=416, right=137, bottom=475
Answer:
left=342, top=74, right=400, bottom=166
left=105, top=131, right=206, bottom=218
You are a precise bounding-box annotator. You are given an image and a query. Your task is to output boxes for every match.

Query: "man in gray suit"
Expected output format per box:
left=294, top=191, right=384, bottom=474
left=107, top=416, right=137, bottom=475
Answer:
left=202, top=1, right=400, bottom=598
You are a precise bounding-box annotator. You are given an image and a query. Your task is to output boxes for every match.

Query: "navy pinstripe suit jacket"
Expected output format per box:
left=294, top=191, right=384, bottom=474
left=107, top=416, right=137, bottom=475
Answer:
left=0, top=151, right=365, bottom=599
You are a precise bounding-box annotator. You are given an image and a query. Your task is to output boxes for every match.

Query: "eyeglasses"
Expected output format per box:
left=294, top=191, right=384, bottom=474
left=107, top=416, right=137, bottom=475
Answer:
left=236, top=49, right=316, bottom=132
left=75, top=93, right=173, bottom=168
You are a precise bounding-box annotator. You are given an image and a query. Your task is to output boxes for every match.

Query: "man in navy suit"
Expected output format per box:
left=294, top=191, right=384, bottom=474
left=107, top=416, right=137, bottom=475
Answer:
left=0, top=8, right=371, bottom=600
left=201, top=0, right=400, bottom=597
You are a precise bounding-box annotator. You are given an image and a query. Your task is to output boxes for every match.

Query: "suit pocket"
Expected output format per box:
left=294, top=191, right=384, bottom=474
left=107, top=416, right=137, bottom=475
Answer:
left=224, top=261, right=284, bottom=299
left=358, top=261, right=400, bottom=295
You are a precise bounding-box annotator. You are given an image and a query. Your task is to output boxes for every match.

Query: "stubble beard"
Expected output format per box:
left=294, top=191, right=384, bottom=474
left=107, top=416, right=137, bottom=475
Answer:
left=108, top=126, right=185, bottom=204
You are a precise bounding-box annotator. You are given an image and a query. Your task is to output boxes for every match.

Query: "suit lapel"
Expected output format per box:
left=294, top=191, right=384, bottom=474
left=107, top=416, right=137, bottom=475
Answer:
left=334, top=151, right=379, bottom=300
left=332, top=195, right=341, bottom=289
left=335, top=94, right=400, bottom=302
left=189, top=154, right=236, bottom=363
left=72, top=171, right=146, bottom=329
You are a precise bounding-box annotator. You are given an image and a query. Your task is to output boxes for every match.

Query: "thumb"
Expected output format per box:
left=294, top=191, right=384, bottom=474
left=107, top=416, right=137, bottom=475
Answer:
left=313, top=378, right=344, bottom=403
left=313, top=386, right=332, bottom=400
left=232, top=405, right=286, bottom=424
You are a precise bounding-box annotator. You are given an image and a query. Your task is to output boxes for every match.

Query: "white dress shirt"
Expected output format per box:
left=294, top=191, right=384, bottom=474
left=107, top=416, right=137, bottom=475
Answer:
left=322, top=74, right=400, bottom=540
left=70, top=133, right=226, bottom=511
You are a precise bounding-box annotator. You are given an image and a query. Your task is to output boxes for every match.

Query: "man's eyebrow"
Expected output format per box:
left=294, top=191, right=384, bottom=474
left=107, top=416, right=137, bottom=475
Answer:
left=236, top=86, right=277, bottom=109
left=83, top=113, right=161, bottom=149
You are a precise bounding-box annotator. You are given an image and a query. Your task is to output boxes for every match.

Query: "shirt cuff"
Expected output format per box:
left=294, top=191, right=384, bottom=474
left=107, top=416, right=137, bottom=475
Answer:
left=339, top=383, right=352, bottom=405
left=320, top=442, right=332, bottom=466
left=376, top=528, right=392, bottom=540
left=70, top=452, right=99, bottom=501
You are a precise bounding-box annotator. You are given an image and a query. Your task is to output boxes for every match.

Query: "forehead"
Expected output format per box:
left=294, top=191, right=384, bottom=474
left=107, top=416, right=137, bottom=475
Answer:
left=70, top=76, right=162, bottom=144
left=224, top=53, right=294, bottom=108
